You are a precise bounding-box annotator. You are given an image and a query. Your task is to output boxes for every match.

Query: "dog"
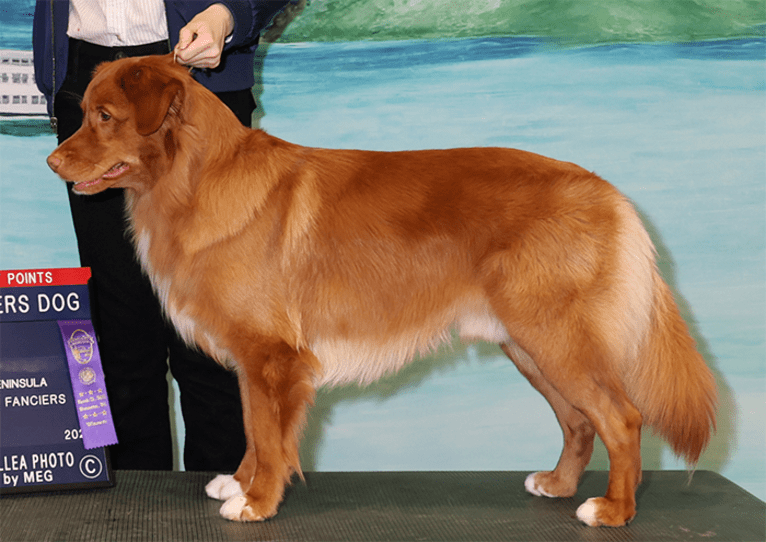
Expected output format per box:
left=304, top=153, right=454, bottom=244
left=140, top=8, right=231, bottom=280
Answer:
left=47, top=54, right=717, bottom=527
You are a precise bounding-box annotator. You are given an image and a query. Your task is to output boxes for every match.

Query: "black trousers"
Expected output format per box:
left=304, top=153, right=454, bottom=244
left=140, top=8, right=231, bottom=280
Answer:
left=55, top=39, right=251, bottom=471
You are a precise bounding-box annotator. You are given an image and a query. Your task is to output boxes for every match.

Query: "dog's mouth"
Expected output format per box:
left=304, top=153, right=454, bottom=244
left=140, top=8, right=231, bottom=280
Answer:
left=73, top=162, right=129, bottom=192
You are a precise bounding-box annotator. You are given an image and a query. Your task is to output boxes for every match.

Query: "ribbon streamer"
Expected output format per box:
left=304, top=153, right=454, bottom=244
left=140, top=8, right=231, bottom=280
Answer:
left=58, top=320, right=118, bottom=450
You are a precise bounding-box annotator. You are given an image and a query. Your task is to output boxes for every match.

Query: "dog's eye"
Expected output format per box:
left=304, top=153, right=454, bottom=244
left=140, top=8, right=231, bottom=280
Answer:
left=99, top=111, right=111, bottom=122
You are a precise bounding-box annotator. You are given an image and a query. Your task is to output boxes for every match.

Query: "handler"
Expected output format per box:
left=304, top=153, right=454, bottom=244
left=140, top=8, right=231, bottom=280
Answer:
left=33, top=0, right=290, bottom=471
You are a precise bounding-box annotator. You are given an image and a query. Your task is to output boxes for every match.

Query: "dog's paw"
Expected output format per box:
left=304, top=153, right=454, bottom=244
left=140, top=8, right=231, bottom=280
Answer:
left=524, top=471, right=579, bottom=498
left=576, top=497, right=635, bottom=527
left=218, top=494, right=277, bottom=522
left=524, top=472, right=558, bottom=498
left=206, top=474, right=244, bottom=501
left=219, top=495, right=255, bottom=521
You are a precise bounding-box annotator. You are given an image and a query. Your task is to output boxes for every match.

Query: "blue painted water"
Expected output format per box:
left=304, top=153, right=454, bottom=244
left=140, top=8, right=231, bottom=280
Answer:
left=1, top=37, right=764, bottom=500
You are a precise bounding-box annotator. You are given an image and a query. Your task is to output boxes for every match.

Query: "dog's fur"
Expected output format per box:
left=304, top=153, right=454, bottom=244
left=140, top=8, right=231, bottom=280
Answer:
left=47, top=54, right=717, bottom=527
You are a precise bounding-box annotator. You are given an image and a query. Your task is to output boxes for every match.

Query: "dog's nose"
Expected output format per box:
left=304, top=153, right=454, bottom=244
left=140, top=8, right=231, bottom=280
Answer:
left=47, top=154, right=61, bottom=172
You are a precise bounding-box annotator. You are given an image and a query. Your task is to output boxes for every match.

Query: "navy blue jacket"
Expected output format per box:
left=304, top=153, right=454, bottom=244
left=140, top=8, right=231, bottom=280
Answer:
left=33, top=0, right=290, bottom=116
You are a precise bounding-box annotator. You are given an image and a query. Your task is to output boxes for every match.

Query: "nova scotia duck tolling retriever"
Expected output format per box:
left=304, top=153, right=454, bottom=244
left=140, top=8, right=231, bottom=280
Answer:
left=47, top=54, right=717, bottom=527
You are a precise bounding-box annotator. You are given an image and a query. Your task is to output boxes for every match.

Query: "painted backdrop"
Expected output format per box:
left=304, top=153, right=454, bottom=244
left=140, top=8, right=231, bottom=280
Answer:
left=1, top=0, right=764, bottom=501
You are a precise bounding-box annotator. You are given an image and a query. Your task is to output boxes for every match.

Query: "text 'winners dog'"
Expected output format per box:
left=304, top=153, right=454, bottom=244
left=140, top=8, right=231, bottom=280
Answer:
left=47, top=54, right=716, bottom=527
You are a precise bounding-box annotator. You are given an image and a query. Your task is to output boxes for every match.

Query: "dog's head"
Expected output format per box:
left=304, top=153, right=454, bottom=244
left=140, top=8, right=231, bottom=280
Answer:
left=47, top=54, right=191, bottom=195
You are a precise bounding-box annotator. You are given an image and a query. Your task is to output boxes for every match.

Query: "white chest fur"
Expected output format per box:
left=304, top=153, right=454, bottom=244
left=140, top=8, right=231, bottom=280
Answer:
left=133, top=229, right=235, bottom=368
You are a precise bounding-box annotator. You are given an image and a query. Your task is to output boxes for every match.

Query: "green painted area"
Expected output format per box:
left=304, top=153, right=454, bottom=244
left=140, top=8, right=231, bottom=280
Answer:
left=279, top=0, right=765, bottom=44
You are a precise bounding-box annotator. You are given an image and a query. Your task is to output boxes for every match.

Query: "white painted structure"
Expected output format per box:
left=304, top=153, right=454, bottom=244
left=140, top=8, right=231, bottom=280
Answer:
left=0, top=50, right=47, bottom=118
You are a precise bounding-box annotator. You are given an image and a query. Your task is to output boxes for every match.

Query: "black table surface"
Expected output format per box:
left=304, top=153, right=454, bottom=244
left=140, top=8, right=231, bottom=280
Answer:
left=1, top=470, right=764, bottom=541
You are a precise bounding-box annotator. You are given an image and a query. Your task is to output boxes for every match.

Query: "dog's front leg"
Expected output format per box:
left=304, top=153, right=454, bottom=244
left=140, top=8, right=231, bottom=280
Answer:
left=213, top=341, right=316, bottom=522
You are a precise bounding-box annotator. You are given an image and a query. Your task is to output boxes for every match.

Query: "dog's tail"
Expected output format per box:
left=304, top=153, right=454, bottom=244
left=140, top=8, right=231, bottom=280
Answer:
left=619, top=206, right=717, bottom=465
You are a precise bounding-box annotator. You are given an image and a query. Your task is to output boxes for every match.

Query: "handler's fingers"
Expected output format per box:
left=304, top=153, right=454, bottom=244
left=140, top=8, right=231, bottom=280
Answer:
left=175, top=27, right=224, bottom=68
left=174, top=4, right=233, bottom=69
left=176, top=25, right=195, bottom=52
left=176, top=36, right=223, bottom=68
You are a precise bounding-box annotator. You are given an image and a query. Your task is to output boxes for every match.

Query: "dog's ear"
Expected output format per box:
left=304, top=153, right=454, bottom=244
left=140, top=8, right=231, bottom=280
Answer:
left=121, top=65, right=183, bottom=136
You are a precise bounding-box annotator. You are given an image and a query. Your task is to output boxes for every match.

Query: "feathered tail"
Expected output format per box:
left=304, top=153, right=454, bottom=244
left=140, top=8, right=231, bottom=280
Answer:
left=628, top=274, right=717, bottom=464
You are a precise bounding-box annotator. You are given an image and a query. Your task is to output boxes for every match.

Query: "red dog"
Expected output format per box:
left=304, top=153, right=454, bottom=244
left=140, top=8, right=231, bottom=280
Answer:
left=47, top=54, right=716, bottom=527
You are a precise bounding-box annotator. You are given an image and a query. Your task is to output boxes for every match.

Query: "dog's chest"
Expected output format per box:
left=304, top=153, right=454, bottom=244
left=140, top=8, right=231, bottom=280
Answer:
left=133, top=227, right=234, bottom=366
left=134, top=229, right=175, bottom=312
left=134, top=230, right=200, bottom=336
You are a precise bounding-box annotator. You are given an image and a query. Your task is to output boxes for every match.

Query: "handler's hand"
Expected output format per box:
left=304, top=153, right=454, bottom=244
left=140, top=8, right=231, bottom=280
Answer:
left=174, top=4, right=234, bottom=69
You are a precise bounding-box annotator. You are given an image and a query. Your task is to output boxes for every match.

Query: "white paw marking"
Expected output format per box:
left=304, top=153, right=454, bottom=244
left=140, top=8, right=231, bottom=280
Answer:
left=524, top=472, right=556, bottom=498
left=206, top=474, right=244, bottom=501
left=576, top=498, right=600, bottom=527
left=219, top=494, right=249, bottom=521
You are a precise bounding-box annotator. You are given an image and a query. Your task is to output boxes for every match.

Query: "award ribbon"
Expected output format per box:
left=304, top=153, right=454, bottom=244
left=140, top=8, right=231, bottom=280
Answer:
left=58, top=320, right=118, bottom=450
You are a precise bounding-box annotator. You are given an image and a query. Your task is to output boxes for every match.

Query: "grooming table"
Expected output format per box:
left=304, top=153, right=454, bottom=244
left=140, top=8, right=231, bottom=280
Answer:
left=1, top=470, right=763, bottom=541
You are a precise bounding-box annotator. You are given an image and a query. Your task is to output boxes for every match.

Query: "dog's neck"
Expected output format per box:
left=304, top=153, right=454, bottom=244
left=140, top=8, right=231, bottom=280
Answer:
left=125, top=121, right=303, bottom=267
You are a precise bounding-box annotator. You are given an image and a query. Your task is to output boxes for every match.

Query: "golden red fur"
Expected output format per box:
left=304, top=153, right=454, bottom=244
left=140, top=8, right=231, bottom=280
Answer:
left=47, top=54, right=716, bottom=527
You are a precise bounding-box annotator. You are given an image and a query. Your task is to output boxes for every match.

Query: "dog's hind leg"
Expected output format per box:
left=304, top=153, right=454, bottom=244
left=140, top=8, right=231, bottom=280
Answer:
left=215, top=341, right=317, bottom=522
left=567, top=383, right=642, bottom=527
left=501, top=330, right=643, bottom=527
left=501, top=342, right=596, bottom=498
